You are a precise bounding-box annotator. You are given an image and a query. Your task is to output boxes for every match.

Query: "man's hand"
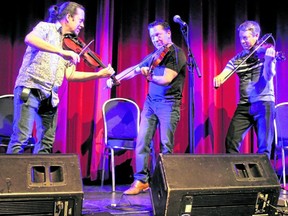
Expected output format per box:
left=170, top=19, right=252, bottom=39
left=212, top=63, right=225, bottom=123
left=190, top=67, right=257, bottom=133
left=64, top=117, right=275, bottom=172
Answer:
left=60, top=49, right=80, bottom=65
left=213, top=75, right=224, bottom=88
left=265, top=47, right=276, bottom=63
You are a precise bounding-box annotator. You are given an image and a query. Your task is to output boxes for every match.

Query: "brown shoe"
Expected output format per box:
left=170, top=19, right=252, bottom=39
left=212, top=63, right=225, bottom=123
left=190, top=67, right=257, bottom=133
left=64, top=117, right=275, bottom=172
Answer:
left=123, top=180, right=149, bottom=195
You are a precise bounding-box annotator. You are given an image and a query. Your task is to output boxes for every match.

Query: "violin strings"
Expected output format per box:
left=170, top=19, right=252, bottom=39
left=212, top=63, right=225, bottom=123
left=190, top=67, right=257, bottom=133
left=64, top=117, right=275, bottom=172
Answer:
left=222, top=34, right=273, bottom=82
left=115, top=45, right=167, bottom=81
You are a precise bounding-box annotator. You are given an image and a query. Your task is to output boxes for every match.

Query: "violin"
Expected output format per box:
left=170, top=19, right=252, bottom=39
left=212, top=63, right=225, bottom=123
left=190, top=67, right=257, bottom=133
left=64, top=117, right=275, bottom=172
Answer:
left=219, top=33, right=285, bottom=86
left=62, top=33, right=120, bottom=86
left=110, top=44, right=170, bottom=86
left=250, top=42, right=286, bottom=62
left=148, top=45, right=170, bottom=73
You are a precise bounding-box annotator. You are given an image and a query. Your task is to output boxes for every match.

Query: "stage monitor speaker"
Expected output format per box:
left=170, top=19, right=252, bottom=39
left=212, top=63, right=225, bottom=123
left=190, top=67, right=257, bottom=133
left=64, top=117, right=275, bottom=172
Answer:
left=0, top=154, right=83, bottom=216
left=150, top=154, right=281, bottom=216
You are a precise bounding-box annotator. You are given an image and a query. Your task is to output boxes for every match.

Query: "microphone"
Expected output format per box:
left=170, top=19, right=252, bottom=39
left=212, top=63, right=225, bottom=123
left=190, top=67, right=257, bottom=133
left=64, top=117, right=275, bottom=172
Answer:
left=173, top=15, right=187, bottom=27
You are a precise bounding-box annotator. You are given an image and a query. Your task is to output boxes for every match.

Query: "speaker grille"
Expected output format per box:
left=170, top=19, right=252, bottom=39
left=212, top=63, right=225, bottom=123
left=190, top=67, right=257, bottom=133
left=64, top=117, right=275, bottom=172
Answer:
left=0, top=154, right=83, bottom=215
left=150, top=154, right=281, bottom=216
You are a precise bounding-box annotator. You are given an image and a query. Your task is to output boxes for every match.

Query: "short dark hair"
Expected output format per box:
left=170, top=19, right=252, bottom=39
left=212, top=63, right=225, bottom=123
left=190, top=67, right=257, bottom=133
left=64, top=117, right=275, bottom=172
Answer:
left=46, top=1, right=85, bottom=23
left=238, top=20, right=261, bottom=36
left=148, top=20, right=171, bottom=31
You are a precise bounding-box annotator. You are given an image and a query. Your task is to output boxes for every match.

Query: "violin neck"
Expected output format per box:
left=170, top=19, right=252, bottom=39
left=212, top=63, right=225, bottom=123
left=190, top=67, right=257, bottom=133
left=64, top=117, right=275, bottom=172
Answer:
left=87, top=52, right=106, bottom=68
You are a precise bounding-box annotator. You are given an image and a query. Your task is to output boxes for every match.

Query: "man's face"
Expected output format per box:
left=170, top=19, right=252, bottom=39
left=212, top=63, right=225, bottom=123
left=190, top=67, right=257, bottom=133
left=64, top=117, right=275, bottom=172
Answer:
left=239, top=30, right=259, bottom=50
left=69, top=8, right=85, bottom=36
left=149, top=25, right=171, bottom=49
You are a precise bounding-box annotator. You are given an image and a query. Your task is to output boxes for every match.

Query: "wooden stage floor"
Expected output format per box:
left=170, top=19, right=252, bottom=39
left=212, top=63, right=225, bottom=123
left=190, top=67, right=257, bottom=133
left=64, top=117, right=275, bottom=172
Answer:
left=82, top=184, right=288, bottom=216
left=82, top=184, right=153, bottom=216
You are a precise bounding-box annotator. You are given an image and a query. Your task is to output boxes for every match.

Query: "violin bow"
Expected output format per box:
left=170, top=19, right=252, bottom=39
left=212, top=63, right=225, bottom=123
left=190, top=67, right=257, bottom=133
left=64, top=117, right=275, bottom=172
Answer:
left=78, top=39, right=94, bottom=56
left=115, top=44, right=169, bottom=82
left=222, top=33, right=272, bottom=83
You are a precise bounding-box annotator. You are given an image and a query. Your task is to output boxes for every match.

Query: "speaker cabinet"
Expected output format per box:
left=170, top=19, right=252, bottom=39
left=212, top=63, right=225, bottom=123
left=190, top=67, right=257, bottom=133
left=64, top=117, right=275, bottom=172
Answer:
left=0, top=154, right=83, bottom=215
left=150, top=154, right=281, bottom=216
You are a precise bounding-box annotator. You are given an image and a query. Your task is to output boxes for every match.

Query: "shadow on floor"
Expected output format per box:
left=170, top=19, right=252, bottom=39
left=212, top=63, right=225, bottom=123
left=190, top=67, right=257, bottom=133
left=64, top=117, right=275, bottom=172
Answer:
left=82, top=184, right=153, bottom=216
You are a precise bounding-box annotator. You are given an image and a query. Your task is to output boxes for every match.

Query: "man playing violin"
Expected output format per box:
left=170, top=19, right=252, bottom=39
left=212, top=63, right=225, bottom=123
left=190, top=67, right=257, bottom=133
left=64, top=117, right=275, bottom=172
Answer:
left=7, top=1, right=115, bottom=154
left=106, top=20, right=187, bottom=195
left=213, top=20, right=276, bottom=158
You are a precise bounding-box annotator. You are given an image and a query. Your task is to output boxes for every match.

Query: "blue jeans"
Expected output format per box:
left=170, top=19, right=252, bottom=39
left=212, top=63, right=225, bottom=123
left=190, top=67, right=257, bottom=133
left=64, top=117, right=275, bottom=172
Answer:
left=7, top=86, right=58, bottom=154
left=225, top=101, right=275, bottom=157
left=134, top=97, right=181, bottom=183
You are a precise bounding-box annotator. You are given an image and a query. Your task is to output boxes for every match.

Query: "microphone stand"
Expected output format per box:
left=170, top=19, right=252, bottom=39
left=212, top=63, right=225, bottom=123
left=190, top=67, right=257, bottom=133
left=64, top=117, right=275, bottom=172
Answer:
left=179, top=25, right=201, bottom=154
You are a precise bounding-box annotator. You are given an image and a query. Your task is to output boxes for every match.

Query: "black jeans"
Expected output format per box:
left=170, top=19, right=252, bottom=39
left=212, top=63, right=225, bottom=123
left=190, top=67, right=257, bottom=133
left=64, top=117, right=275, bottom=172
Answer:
left=225, top=101, right=275, bottom=157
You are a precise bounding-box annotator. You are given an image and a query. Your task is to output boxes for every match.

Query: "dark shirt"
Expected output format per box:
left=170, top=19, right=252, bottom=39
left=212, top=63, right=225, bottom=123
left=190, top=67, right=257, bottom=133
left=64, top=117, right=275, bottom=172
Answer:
left=143, top=44, right=187, bottom=101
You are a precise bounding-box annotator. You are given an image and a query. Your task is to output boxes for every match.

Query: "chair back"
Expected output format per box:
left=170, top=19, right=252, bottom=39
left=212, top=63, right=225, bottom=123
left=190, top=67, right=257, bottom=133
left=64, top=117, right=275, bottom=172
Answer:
left=0, top=94, right=35, bottom=150
left=274, top=102, right=288, bottom=147
left=0, top=94, right=14, bottom=139
left=102, top=98, right=140, bottom=149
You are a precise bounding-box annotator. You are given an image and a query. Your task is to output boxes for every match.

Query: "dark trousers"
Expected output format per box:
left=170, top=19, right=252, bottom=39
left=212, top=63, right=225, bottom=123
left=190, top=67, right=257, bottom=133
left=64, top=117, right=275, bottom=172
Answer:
left=225, top=101, right=275, bottom=158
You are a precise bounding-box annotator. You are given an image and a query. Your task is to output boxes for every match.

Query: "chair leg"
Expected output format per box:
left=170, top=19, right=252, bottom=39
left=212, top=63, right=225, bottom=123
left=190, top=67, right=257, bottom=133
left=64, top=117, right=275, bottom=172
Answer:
left=150, top=149, right=156, bottom=174
left=150, top=140, right=157, bottom=175
left=282, top=147, right=286, bottom=188
left=274, top=147, right=277, bottom=172
left=111, top=149, right=115, bottom=192
left=101, top=148, right=107, bottom=187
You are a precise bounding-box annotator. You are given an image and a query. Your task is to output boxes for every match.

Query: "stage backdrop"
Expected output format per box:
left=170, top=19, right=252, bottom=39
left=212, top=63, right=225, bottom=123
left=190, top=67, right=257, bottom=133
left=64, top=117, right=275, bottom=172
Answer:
left=0, top=0, right=287, bottom=181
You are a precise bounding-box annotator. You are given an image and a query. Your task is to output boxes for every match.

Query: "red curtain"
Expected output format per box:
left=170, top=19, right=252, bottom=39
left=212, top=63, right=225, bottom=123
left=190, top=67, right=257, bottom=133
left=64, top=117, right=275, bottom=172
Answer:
left=1, top=0, right=288, bottom=180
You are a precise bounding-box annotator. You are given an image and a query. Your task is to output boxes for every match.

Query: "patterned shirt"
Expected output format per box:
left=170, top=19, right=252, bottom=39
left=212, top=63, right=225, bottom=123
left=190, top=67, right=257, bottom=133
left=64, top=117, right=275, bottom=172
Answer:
left=15, top=21, right=68, bottom=107
left=225, top=50, right=275, bottom=104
